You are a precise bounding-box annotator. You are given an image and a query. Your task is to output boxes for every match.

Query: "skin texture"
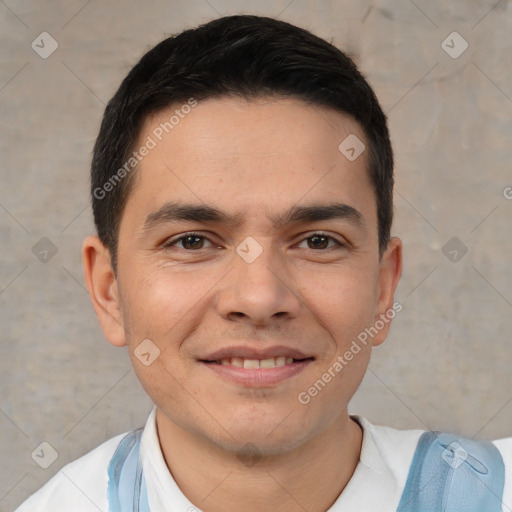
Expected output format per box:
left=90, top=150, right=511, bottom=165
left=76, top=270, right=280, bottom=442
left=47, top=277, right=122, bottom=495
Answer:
left=83, top=96, right=402, bottom=511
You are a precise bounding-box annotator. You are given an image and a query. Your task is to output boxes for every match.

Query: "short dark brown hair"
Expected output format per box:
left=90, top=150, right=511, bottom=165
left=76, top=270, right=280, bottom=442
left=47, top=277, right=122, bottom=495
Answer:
left=90, top=15, right=394, bottom=272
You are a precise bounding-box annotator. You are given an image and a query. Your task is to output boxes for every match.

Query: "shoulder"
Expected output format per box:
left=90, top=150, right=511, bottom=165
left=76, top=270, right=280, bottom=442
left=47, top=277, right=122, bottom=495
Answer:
left=492, top=436, right=512, bottom=511
left=354, top=416, right=425, bottom=477
left=15, top=432, right=129, bottom=512
left=492, top=435, right=512, bottom=465
left=357, top=416, right=425, bottom=447
left=330, top=417, right=424, bottom=510
left=353, top=418, right=512, bottom=512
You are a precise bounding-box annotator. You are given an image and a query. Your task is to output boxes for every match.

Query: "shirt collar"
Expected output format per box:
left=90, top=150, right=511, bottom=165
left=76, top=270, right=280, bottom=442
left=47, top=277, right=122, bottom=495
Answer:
left=139, top=408, right=421, bottom=512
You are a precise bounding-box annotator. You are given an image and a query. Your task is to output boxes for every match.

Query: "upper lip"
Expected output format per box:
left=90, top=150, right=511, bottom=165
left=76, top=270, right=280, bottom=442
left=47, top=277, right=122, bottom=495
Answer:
left=202, top=345, right=313, bottom=361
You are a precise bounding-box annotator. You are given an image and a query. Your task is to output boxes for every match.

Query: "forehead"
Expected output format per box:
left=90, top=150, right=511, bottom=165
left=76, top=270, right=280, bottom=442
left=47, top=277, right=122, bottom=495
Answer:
left=141, top=95, right=367, bottom=162
left=122, top=96, right=375, bottom=230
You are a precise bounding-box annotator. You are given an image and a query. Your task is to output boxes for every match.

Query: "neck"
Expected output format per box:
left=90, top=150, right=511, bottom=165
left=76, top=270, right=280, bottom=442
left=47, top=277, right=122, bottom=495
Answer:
left=155, top=409, right=363, bottom=512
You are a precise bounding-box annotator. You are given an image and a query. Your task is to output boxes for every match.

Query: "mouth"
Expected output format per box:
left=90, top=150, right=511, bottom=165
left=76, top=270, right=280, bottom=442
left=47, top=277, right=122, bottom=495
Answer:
left=202, top=356, right=314, bottom=369
left=200, top=353, right=315, bottom=387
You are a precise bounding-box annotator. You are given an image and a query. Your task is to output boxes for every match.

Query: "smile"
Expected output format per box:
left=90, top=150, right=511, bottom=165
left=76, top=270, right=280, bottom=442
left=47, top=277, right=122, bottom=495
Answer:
left=215, top=356, right=295, bottom=369
left=201, top=357, right=314, bottom=386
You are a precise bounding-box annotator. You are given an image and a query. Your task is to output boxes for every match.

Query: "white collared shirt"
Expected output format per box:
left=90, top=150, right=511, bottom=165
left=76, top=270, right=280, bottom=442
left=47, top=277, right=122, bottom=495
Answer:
left=15, top=407, right=512, bottom=511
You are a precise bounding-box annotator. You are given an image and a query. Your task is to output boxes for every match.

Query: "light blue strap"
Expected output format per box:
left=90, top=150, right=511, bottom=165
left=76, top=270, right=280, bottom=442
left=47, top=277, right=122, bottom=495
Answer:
left=107, top=429, right=150, bottom=512
left=397, top=431, right=505, bottom=512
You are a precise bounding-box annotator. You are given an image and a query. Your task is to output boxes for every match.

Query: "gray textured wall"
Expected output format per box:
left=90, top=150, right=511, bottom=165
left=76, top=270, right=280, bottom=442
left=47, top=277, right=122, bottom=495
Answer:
left=1, top=0, right=511, bottom=510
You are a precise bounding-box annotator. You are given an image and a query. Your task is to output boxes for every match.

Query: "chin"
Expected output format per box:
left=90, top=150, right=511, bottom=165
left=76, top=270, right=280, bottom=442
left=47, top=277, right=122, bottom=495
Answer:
left=217, top=415, right=314, bottom=455
left=218, top=432, right=306, bottom=458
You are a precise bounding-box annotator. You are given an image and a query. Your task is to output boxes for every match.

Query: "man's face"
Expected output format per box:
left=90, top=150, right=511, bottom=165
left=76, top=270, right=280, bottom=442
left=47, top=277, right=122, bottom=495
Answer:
left=106, top=97, right=400, bottom=454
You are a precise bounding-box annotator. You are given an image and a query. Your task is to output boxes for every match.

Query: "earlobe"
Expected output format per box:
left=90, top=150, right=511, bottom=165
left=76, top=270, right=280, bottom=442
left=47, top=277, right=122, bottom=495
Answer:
left=82, top=235, right=127, bottom=347
left=372, top=236, right=403, bottom=347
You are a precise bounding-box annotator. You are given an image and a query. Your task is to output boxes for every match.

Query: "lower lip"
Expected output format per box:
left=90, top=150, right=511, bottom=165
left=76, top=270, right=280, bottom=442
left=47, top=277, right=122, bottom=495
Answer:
left=202, top=360, right=313, bottom=387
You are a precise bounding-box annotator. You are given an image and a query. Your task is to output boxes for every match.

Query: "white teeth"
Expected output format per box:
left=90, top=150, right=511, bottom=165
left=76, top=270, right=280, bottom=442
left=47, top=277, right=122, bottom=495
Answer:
left=216, top=356, right=299, bottom=369
left=260, top=358, right=276, bottom=369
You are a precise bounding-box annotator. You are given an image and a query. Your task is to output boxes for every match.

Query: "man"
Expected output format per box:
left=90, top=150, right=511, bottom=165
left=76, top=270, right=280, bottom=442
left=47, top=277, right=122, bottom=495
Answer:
left=16, top=14, right=512, bottom=512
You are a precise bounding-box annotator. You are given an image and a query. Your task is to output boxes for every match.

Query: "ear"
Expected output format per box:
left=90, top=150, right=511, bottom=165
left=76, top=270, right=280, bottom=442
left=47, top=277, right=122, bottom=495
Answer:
left=372, top=236, right=403, bottom=347
left=82, top=235, right=126, bottom=347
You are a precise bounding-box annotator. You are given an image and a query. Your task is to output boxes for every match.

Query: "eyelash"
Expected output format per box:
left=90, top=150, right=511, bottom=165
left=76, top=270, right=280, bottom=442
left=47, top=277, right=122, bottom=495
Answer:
left=162, top=232, right=345, bottom=251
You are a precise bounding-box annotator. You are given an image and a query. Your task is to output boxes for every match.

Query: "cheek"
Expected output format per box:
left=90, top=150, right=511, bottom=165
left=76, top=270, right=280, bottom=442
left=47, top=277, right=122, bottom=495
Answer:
left=294, top=263, right=379, bottom=344
left=119, top=264, right=221, bottom=343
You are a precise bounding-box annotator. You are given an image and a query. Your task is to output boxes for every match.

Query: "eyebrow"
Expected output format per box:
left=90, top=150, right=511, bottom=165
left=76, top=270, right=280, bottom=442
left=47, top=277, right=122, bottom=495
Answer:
left=142, top=201, right=365, bottom=233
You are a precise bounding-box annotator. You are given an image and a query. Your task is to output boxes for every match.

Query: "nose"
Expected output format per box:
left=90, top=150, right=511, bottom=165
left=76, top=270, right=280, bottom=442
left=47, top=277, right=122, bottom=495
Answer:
left=215, top=241, right=302, bottom=327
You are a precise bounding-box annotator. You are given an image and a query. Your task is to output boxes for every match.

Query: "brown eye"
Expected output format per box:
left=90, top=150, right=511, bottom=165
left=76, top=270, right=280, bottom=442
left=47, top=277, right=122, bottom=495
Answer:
left=163, top=232, right=214, bottom=250
left=308, top=234, right=329, bottom=249
left=298, top=233, right=343, bottom=250
left=180, top=235, right=205, bottom=249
